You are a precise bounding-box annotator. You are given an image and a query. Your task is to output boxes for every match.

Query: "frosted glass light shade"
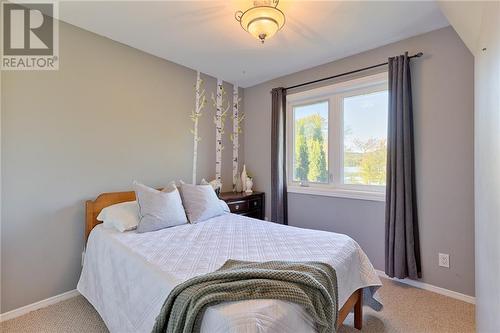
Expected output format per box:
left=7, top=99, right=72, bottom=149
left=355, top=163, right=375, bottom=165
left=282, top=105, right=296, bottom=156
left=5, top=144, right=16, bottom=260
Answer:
left=239, top=6, right=285, bottom=43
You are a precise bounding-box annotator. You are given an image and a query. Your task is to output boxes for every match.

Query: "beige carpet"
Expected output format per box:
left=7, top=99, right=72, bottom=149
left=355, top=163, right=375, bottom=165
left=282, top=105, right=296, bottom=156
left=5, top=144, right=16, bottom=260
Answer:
left=1, top=278, right=475, bottom=333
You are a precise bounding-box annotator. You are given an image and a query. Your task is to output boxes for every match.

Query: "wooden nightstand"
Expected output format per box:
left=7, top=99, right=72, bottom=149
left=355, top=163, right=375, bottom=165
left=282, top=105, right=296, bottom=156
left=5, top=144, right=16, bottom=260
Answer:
left=219, top=191, right=265, bottom=220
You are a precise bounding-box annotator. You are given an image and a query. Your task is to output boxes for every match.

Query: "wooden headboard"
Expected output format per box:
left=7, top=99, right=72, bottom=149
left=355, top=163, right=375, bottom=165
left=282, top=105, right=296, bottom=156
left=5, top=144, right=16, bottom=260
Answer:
left=85, top=190, right=137, bottom=241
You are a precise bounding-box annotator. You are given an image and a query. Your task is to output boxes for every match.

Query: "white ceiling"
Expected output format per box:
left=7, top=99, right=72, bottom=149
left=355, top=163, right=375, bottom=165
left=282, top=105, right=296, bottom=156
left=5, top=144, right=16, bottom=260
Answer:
left=56, top=1, right=449, bottom=87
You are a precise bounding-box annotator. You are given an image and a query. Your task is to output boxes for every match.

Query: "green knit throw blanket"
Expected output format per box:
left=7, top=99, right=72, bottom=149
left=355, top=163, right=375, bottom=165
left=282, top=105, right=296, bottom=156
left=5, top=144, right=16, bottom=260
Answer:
left=152, top=260, right=338, bottom=333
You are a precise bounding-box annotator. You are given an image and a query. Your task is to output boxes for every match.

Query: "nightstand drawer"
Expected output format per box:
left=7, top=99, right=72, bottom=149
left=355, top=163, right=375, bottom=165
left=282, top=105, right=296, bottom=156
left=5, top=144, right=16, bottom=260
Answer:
left=219, top=191, right=265, bottom=221
left=241, top=210, right=262, bottom=219
left=249, top=198, right=261, bottom=210
left=227, top=200, right=249, bottom=213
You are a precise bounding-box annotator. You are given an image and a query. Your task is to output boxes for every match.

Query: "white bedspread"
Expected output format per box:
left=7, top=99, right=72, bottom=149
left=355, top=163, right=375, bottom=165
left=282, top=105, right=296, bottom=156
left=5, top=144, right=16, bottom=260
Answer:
left=78, top=214, right=382, bottom=333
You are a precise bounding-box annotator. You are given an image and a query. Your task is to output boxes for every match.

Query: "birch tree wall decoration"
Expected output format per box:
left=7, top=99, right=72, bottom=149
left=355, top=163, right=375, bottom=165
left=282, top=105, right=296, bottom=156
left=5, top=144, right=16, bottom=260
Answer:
left=211, top=79, right=230, bottom=187
left=190, top=71, right=206, bottom=184
left=231, top=85, right=245, bottom=190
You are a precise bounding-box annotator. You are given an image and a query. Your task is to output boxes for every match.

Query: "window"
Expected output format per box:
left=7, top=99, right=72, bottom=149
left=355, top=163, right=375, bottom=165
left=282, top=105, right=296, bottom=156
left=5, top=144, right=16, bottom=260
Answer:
left=343, top=90, right=388, bottom=186
left=292, top=101, right=329, bottom=184
left=287, top=72, right=388, bottom=201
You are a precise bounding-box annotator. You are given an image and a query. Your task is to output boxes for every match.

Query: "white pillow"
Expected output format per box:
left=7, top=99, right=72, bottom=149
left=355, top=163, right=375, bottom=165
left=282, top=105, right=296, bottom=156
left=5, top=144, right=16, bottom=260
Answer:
left=97, top=201, right=139, bottom=232
left=165, top=180, right=187, bottom=190
left=200, top=179, right=228, bottom=212
left=177, top=180, right=228, bottom=213
left=180, top=184, right=225, bottom=223
left=134, top=182, right=188, bottom=233
left=219, top=200, right=230, bottom=213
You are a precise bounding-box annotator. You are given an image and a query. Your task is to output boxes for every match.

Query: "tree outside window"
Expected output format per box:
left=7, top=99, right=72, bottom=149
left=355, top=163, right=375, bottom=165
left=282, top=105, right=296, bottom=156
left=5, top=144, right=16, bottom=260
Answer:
left=293, top=102, right=328, bottom=183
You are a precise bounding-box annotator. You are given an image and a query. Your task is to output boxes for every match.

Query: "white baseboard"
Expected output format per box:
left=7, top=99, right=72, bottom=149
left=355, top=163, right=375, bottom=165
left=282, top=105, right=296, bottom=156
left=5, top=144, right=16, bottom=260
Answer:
left=376, top=270, right=475, bottom=304
left=0, top=289, right=80, bottom=322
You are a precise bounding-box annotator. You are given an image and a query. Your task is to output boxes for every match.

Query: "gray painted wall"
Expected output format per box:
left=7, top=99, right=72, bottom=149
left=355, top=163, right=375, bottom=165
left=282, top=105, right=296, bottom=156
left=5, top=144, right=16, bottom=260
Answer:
left=474, top=2, right=500, bottom=330
left=243, top=27, right=475, bottom=296
left=438, top=2, right=500, bottom=328
left=1, top=22, right=243, bottom=312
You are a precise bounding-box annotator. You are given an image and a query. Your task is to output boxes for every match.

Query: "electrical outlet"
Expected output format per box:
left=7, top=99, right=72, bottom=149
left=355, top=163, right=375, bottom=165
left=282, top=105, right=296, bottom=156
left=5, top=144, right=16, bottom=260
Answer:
left=438, top=253, right=450, bottom=268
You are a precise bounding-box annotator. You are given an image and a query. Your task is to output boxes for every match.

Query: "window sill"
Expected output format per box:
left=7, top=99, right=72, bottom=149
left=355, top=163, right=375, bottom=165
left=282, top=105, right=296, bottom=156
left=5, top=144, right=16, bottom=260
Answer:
left=287, top=185, right=385, bottom=202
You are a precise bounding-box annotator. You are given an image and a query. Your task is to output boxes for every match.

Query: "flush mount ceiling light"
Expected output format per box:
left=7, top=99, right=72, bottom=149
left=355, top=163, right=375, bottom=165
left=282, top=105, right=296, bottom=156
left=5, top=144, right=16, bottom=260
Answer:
left=235, top=0, right=285, bottom=44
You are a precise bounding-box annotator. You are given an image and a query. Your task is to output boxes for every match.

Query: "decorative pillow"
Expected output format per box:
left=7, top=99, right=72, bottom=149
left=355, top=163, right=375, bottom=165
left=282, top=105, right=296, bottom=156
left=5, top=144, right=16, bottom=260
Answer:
left=134, top=181, right=188, bottom=233
left=97, top=201, right=139, bottom=232
left=219, top=199, right=230, bottom=213
left=201, top=178, right=221, bottom=197
left=180, top=184, right=225, bottom=223
left=162, top=181, right=177, bottom=193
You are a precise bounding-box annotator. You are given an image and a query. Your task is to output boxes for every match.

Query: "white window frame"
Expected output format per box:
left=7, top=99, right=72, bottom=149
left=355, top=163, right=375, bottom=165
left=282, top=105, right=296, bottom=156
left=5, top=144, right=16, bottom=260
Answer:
left=286, top=72, right=388, bottom=202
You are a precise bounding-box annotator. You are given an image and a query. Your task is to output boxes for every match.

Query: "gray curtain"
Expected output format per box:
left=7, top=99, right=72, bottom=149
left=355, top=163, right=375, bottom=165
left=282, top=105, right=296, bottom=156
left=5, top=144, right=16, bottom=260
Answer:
left=271, top=88, right=288, bottom=225
left=385, top=53, right=421, bottom=279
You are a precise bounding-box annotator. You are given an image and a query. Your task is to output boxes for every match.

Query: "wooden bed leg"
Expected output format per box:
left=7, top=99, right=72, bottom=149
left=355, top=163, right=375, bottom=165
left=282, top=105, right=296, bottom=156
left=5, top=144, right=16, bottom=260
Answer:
left=354, top=289, right=363, bottom=330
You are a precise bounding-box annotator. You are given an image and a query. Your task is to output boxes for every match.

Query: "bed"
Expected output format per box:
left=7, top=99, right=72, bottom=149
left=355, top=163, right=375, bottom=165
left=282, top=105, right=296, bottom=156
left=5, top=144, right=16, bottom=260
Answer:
left=78, top=190, right=382, bottom=333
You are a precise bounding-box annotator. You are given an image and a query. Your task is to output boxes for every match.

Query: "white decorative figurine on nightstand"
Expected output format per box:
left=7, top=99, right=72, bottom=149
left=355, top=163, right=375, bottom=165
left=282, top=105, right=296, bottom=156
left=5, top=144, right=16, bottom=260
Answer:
left=245, top=177, right=253, bottom=193
left=241, top=164, right=248, bottom=192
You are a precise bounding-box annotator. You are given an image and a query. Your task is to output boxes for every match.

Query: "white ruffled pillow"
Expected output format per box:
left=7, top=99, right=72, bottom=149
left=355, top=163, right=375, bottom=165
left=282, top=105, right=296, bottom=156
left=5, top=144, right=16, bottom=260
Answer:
left=97, top=201, right=139, bottom=232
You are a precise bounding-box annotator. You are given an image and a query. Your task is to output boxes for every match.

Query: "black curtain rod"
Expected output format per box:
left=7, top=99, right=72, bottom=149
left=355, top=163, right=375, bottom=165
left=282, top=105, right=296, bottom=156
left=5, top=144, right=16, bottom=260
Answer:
left=284, top=52, right=423, bottom=91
